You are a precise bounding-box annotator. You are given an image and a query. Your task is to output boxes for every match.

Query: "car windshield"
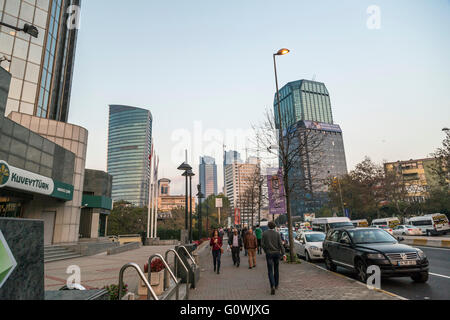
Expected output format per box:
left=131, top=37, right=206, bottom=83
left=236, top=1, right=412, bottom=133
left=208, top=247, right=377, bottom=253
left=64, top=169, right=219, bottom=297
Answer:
left=348, top=229, right=397, bottom=244
left=305, top=234, right=326, bottom=242
left=330, top=222, right=353, bottom=229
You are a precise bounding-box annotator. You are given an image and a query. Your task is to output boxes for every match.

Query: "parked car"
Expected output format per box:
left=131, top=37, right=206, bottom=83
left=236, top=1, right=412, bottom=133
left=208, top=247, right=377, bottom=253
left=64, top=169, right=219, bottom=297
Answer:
left=373, top=225, right=394, bottom=236
left=294, top=232, right=326, bottom=261
left=312, top=217, right=354, bottom=234
left=280, top=230, right=297, bottom=251
left=393, top=225, right=422, bottom=236
left=371, top=217, right=401, bottom=229
left=323, top=227, right=429, bottom=283
left=405, top=214, right=450, bottom=236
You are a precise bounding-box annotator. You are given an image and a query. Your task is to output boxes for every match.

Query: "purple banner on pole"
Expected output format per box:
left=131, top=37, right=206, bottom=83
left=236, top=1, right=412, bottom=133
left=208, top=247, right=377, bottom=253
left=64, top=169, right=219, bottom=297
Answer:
left=267, top=168, right=287, bottom=215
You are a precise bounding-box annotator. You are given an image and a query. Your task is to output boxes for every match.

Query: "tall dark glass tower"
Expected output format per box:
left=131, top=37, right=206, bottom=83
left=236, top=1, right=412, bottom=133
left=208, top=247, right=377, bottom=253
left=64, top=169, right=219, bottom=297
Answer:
left=199, top=156, right=218, bottom=198
left=107, top=105, right=153, bottom=207
left=0, top=0, right=80, bottom=122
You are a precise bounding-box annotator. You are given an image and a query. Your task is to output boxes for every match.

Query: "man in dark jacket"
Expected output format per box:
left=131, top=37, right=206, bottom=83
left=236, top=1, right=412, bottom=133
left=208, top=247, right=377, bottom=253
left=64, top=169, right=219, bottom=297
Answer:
left=261, top=222, right=286, bottom=295
left=228, top=228, right=243, bottom=267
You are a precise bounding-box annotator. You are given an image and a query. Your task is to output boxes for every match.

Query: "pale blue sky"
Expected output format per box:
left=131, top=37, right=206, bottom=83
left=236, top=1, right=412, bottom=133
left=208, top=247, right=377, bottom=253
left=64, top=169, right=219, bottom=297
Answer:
left=68, top=0, right=450, bottom=194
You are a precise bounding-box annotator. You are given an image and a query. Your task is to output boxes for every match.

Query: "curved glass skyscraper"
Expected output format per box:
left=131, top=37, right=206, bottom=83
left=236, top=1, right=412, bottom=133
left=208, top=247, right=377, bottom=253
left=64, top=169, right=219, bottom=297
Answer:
left=107, top=105, right=152, bottom=207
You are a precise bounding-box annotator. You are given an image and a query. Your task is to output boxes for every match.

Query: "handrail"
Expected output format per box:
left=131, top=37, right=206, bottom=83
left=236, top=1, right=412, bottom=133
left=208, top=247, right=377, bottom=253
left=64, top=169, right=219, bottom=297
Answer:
left=148, top=254, right=179, bottom=300
left=118, top=263, right=158, bottom=300
left=165, top=249, right=190, bottom=300
left=177, top=245, right=197, bottom=267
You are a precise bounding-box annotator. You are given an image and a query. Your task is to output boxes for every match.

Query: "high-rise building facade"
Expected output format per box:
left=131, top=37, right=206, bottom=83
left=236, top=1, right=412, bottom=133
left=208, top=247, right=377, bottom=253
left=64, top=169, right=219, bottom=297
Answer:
left=274, top=80, right=333, bottom=129
left=223, top=150, right=242, bottom=193
left=107, top=105, right=153, bottom=207
left=0, top=0, right=80, bottom=122
left=199, top=156, right=218, bottom=198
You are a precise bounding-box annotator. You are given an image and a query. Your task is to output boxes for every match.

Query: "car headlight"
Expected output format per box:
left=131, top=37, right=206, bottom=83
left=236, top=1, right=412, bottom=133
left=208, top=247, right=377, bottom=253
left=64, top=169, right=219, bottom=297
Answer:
left=417, top=249, right=426, bottom=260
left=367, top=253, right=385, bottom=260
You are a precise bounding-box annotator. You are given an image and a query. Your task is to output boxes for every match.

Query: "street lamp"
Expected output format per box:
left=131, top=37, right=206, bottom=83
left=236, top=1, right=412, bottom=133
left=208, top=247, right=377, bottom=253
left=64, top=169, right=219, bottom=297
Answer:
left=196, top=185, right=205, bottom=241
left=178, top=162, right=192, bottom=241
left=182, top=169, right=195, bottom=242
left=0, top=22, right=39, bottom=38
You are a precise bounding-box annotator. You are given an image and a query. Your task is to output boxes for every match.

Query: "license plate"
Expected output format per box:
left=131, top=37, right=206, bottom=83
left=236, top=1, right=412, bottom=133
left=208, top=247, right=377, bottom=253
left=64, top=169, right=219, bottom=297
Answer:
left=396, top=260, right=416, bottom=266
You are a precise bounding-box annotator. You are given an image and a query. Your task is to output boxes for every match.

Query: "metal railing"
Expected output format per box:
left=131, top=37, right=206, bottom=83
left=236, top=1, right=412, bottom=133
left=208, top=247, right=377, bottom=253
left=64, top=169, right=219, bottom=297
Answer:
left=177, top=245, right=197, bottom=267
left=165, top=249, right=190, bottom=300
left=148, top=254, right=179, bottom=300
left=118, top=263, right=159, bottom=300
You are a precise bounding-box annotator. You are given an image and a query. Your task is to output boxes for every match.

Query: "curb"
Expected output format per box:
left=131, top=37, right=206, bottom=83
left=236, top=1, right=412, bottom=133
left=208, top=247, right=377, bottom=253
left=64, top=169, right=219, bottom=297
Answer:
left=308, top=261, right=408, bottom=300
left=402, top=238, right=450, bottom=249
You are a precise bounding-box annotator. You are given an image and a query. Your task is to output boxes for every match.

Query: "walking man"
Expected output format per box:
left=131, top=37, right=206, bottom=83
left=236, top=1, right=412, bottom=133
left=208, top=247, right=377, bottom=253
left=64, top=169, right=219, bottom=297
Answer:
left=244, top=227, right=258, bottom=269
left=228, top=228, right=243, bottom=267
left=261, top=221, right=286, bottom=295
left=255, top=225, right=263, bottom=255
left=241, top=225, right=248, bottom=256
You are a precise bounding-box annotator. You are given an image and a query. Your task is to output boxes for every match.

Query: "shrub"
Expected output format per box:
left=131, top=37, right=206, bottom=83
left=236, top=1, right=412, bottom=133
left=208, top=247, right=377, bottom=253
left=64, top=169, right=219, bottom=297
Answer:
left=103, top=283, right=128, bottom=300
left=144, top=258, right=166, bottom=273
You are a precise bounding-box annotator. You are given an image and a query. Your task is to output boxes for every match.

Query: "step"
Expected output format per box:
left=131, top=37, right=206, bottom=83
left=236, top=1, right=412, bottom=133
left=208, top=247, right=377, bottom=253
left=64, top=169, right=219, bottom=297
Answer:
left=45, top=251, right=80, bottom=259
left=44, top=247, right=73, bottom=254
left=45, top=254, right=82, bottom=263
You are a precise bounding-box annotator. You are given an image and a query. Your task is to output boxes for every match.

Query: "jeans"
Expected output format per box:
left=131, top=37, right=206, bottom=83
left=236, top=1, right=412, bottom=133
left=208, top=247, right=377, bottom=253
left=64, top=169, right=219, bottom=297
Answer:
left=231, top=247, right=240, bottom=265
left=248, top=248, right=256, bottom=267
left=266, top=253, right=281, bottom=288
left=257, top=239, right=262, bottom=254
left=212, top=250, right=221, bottom=272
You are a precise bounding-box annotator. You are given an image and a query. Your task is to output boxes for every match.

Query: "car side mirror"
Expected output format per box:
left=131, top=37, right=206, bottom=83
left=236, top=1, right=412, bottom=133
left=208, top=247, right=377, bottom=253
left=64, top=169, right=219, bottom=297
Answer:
left=398, top=237, right=405, bottom=242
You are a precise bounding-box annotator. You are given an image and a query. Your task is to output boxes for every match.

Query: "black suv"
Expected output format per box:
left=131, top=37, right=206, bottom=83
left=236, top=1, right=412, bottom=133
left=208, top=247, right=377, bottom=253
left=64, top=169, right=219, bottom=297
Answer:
left=323, top=227, right=429, bottom=283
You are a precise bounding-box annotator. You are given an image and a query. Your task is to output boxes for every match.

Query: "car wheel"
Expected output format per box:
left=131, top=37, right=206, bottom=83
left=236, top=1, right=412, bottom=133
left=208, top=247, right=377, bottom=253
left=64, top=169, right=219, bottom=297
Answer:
left=355, top=259, right=368, bottom=283
left=306, top=250, right=311, bottom=262
left=411, top=272, right=429, bottom=283
left=324, top=252, right=337, bottom=272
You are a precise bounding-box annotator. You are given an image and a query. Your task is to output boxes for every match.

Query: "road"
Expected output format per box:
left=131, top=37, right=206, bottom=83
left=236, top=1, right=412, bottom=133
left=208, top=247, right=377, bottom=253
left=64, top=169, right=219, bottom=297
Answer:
left=311, top=246, right=450, bottom=300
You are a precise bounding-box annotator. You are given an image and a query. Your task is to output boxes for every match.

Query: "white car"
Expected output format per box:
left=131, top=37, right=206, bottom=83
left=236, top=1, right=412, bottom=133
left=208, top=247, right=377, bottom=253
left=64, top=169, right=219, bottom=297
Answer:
left=393, top=225, right=422, bottom=236
left=294, top=232, right=326, bottom=262
left=372, top=225, right=394, bottom=235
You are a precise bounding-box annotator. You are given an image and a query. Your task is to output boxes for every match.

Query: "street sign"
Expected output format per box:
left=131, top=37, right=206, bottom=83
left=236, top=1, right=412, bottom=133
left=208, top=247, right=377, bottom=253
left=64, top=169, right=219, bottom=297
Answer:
left=0, top=230, right=17, bottom=288
left=215, top=198, right=223, bottom=208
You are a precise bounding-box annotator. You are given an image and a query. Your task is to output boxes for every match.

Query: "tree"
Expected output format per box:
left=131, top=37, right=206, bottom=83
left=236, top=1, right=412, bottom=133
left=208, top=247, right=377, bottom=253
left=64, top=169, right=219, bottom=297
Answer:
left=107, top=201, right=147, bottom=236
left=430, top=130, right=450, bottom=189
left=254, top=110, right=325, bottom=262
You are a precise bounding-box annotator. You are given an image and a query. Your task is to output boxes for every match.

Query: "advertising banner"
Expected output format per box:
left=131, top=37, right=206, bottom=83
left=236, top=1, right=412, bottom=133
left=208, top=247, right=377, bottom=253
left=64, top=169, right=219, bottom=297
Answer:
left=234, top=208, right=241, bottom=225
left=216, top=198, right=223, bottom=208
left=267, top=168, right=287, bottom=215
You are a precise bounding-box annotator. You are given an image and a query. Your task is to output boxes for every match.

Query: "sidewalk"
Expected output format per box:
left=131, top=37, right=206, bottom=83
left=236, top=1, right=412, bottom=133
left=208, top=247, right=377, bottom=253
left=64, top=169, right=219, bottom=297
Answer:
left=44, top=245, right=175, bottom=292
left=190, top=246, right=400, bottom=300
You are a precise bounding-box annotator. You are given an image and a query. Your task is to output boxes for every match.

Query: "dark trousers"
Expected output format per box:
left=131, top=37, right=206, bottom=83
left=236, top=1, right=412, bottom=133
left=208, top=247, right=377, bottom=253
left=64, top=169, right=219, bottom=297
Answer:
left=231, top=247, right=240, bottom=265
left=266, top=253, right=281, bottom=288
left=212, top=250, right=221, bottom=271
left=257, top=239, right=262, bottom=254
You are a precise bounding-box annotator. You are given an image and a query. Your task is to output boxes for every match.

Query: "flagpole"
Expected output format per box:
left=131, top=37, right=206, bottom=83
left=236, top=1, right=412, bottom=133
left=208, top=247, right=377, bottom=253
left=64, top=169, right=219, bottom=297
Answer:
left=147, top=139, right=154, bottom=240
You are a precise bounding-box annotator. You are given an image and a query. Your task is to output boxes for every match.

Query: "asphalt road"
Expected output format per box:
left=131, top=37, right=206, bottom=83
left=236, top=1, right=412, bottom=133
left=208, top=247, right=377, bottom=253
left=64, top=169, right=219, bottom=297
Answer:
left=311, top=246, right=450, bottom=300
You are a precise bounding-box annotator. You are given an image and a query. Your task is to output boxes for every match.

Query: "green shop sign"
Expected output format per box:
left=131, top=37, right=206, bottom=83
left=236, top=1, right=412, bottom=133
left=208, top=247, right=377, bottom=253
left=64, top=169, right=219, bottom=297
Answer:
left=0, top=230, right=17, bottom=288
left=0, top=161, right=73, bottom=201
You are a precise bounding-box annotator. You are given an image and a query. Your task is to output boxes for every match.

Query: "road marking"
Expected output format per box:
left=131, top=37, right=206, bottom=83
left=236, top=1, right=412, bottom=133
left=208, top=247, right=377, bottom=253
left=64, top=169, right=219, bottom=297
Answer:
left=429, top=273, right=450, bottom=279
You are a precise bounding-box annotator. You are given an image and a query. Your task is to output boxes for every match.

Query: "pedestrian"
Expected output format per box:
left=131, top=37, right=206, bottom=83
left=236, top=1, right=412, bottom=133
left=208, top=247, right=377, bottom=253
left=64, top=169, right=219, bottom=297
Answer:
left=210, top=229, right=223, bottom=274
left=244, top=227, right=258, bottom=269
left=255, top=225, right=263, bottom=255
left=261, top=221, right=286, bottom=295
left=219, top=228, right=224, bottom=240
left=228, top=228, right=243, bottom=267
left=241, top=225, right=248, bottom=256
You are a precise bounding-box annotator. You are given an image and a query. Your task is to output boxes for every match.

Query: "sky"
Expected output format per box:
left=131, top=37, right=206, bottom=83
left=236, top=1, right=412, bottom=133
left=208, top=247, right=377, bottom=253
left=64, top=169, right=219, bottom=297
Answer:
left=68, top=0, right=450, bottom=195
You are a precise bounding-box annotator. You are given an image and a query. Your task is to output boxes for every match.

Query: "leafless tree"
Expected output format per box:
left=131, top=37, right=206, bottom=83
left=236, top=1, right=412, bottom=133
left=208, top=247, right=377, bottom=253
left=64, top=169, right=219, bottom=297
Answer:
left=252, top=109, right=325, bottom=262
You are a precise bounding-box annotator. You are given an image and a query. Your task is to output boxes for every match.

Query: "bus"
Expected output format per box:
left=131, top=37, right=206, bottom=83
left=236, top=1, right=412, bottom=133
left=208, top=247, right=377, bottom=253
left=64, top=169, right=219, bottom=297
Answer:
left=405, top=214, right=450, bottom=236
left=371, top=217, right=401, bottom=229
left=351, top=219, right=369, bottom=228
left=311, top=217, right=354, bottom=234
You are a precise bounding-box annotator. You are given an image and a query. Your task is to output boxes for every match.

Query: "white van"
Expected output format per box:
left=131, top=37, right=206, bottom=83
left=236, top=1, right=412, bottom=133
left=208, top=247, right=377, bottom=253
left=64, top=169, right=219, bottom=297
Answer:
left=351, top=219, right=369, bottom=228
left=371, top=217, right=401, bottom=229
left=405, top=214, right=450, bottom=236
left=312, top=217, right=354, bottom=234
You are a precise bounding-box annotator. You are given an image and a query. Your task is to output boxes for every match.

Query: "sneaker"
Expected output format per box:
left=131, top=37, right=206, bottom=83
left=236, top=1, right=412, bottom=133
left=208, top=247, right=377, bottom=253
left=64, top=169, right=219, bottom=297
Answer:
left=271, top=288, right=275, bottom=295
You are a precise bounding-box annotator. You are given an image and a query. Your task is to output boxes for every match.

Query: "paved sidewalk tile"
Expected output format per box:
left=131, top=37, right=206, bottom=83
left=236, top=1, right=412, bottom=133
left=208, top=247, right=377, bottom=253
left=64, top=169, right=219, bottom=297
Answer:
left=191, top=246, right=399, bottom=300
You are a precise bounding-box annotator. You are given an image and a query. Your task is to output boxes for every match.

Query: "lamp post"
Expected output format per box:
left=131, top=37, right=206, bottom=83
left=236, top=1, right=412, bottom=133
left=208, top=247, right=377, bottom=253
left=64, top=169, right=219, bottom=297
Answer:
left=197, top=185, right=204, bottom=241
left=184, top=169, right=195, bottom=243
left=0, top=22, right=39, bottom=38
left=178, top=162, right=192, bottom=241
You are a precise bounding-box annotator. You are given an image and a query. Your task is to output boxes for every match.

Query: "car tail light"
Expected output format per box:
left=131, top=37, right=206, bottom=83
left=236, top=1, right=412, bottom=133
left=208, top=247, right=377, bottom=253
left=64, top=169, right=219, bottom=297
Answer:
left=408, top=229, right=413, bottom=232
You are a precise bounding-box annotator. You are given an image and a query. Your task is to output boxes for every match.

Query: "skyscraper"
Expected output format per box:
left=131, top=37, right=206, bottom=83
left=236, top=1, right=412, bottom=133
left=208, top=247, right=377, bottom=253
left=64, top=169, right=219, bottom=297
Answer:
left=0, top=0, right=81, bottom=122
left=274, top=80, right=348, bottom=217
left=274, top=80, right=333, bottom=129
left=223, top=150, right=242, bottom=193
left=107, top=105, right=153, bottom=207
left=199, top=156, right=218, bottom=198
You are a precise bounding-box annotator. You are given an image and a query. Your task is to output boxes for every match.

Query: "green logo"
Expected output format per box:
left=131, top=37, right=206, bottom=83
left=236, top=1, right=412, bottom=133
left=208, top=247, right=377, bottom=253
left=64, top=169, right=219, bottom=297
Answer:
left=0, top=230, right=17, bottom=288
left=0, top=162, right=10, bottom=187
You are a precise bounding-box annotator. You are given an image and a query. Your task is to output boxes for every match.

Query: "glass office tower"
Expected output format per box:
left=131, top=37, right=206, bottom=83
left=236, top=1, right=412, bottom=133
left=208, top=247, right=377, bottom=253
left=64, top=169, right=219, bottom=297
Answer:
left=199, top=156, right=218, bottom=198
left=0, top=0, right=80, bottom=122
left=107, top=105, right=153, bottom=207
left=274, top=80, right=334, bottom=129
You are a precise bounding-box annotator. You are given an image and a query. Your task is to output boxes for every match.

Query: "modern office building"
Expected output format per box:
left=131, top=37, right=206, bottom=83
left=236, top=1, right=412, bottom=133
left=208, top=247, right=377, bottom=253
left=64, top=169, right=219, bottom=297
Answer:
left=199, top=156, right=218, bottom=198
left=107, top=105, right=153, bottom=207
left=274, top=80, right=334, bottom=129
left=224, top=158, right=260, bottom=226
left=1, top=0, right=81, bottom=122
left=274, top=80, right=348, bottom=217
left=223, top=150, right=242, bottom=193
